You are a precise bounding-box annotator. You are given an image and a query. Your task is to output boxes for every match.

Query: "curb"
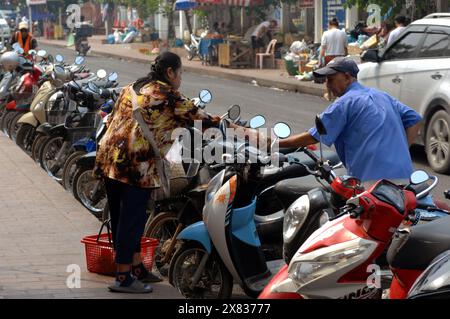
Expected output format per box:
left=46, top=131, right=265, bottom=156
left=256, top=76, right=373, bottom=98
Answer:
left=40, top=40, right=325, bottom=97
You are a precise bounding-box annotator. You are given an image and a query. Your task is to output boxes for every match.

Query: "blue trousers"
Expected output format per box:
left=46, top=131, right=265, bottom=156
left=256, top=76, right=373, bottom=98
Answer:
left=104, top=178, right=151, bottom=265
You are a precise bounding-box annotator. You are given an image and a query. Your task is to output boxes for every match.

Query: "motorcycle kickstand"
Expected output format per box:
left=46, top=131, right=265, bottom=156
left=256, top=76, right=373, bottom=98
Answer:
left=161, top=223, right=184, bottom=265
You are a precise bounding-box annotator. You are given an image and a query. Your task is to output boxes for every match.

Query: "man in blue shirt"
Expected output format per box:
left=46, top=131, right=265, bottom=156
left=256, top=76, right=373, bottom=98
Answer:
left=279, top=57, right=422, bottom=182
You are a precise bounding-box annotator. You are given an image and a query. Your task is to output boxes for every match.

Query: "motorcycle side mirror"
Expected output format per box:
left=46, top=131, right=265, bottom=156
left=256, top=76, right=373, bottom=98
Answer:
left=12, top=43, right=21, bottom=52
left=227, top=105, right=241, bottom=121
left=199, top=89, right=212, bottom=104
left=315, top=115, right=327, bottom=135
left=97, top=69, right=107, bottom=79
left=37, top=50, right=47, bottom=58
left=410, top=170, right=430, bottom=185
left=55, top=54, right=64, bottom=63
left=273, top=122, right=291, bottom=139
left=75, top=56, right=85, bottom=65
left=28, top=50, right=37, bottom=56
left=108, top=72, right=118, bottom=82
left=249, top=115, right=266, bottom=129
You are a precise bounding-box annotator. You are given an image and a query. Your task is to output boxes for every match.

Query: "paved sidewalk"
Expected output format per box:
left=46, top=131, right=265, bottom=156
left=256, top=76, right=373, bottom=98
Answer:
left=0, top=133, right=181, bottom=299
left=38, top=36, right=326, bottom=97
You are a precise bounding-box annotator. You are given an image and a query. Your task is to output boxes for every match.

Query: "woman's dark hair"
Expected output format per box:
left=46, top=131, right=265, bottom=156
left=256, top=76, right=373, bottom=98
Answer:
left=329, top=18, right=339, bottom=27
left=134, top=52, right=182, bottom=91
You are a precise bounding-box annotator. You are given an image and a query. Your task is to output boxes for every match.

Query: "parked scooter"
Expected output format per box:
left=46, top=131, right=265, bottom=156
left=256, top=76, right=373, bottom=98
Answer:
left=38, top=70, right=118, bottom=183
left=16, top=53, right=89, bottom=155
left=168, top=120, right=336, bottom=298
left=259, top=117, right=449, bottom=299
left=407, top=248, right=450, bottom=299
left=1, top=54, right=42, bottom=139
left=185, top=33, right=203, bottom=61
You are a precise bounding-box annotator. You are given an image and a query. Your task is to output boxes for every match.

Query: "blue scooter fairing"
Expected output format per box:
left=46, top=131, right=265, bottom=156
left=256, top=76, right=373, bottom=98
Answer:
left=177, top=221, right=212, bottom=254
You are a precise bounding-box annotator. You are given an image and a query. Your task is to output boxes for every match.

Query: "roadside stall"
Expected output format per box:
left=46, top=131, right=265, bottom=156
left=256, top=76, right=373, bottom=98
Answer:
left=176, top=0, right=264, bottom=68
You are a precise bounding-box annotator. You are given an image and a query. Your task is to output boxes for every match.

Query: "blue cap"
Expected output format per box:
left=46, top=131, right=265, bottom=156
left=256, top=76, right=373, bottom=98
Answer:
left=314, top=57, right=359, bottom=78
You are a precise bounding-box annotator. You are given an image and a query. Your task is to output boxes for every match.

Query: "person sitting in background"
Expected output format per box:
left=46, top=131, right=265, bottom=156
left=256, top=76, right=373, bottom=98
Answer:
left=387, top=15, right=407, bottom=46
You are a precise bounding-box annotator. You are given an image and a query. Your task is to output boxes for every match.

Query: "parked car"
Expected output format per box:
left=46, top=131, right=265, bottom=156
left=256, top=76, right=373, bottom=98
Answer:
left=359, top=16, right=450, bottom=174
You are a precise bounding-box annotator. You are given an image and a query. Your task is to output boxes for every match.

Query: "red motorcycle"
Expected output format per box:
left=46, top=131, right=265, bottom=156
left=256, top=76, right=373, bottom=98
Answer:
left=259, top=116, right=449, bottom=299
left=1, top=59, right=42, bottom=140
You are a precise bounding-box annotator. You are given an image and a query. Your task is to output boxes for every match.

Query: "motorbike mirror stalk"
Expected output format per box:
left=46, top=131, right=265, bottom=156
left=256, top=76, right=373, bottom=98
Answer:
left=315, top=114, right=327, bottom=164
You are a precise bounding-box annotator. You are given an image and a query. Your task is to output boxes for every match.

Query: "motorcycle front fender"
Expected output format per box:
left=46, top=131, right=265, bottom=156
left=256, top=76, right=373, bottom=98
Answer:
left=177, top=221, right=212, bottom=254
left=48, top=124, right=67, bottom=138
left=36, top=122, right=53, bottom=135
left=75, top=151, right=96, bottom=169
left=17, top=112, right=38, bottom=127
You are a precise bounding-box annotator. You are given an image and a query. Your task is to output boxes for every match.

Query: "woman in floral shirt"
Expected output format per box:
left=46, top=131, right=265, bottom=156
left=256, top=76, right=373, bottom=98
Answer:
left=94, top=52, right=219, bottom=293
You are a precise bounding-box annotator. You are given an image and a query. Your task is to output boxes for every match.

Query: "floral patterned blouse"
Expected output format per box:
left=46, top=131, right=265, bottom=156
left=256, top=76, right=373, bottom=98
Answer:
left=94, top=80, right=214, bottom=188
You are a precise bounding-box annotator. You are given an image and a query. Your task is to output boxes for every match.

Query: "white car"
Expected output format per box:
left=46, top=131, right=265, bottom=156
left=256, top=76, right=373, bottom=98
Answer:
left=358, top=16, right=450, bottom=174
left=0, top=12, right=11, bottom=43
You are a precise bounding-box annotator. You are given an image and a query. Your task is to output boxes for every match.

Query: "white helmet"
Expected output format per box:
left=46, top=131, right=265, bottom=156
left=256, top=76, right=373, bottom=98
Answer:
left=0, top=51, right=20, bottom=69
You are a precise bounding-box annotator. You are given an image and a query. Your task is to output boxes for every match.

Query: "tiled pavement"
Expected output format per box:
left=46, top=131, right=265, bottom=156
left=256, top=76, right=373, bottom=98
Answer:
left=0, top=133, right=182, bottom=299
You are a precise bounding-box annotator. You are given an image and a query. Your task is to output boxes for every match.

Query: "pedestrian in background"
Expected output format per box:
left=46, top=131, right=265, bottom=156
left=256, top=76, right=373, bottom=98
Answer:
left=319, top=18, right=348, bottom=101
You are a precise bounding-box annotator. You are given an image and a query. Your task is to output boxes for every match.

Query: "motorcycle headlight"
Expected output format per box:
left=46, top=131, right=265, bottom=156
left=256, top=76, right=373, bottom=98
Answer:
left=205, top=170, right=225, bottom=204
left=289, top=240, right=376, bottom=287
left=283, top=195, right=310, bottom=243
left=408, top=251, right=450, bottom=299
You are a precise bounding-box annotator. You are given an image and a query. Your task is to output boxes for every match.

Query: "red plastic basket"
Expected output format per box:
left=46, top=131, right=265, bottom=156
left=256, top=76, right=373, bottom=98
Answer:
left=81, top=233, right=158, bottom=276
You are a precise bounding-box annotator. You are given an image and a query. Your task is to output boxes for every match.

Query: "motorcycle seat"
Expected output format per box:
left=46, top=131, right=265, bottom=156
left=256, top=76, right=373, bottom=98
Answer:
left=387, top=215, right=450, bottom=270
left=258, top=150, right=340, bottom=191
left=274, top=167, right=347, bottom=209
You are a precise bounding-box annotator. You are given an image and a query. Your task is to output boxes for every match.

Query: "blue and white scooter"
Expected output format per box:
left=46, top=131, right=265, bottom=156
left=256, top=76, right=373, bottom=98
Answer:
left=168, top=122, right=294, bottom=299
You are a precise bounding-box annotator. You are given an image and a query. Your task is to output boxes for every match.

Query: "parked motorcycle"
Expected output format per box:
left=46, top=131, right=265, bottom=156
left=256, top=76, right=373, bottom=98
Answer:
left=168, top=120, right=339, bottom=298
left=407, top=248, right=450, bottom=299
left=259, top=116, right=449, bottom=299
left=38, top=69, right=118, bottom=183
left=185, top=33, right=203, bottom=61
left=15, top=53, right=89, bottom=154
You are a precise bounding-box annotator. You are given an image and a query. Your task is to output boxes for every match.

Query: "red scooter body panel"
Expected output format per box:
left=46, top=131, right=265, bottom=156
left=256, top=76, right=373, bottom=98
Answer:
left=6, top=101, right=16, bottom=110
left=389, top=268, right=423, bottom=299
left=299, top=215, right=370, bottom=255
left=356, top=183, right=416, bottom=242
left=258, top=265, right=303, bottom=299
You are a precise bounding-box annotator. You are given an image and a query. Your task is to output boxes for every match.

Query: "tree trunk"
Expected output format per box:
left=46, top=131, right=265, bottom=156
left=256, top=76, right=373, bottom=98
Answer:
left=228, top=7, right=234, bottom=33
left=184, top=10, right=192, bottom=35
left=167, top=0, right=176, bottom=41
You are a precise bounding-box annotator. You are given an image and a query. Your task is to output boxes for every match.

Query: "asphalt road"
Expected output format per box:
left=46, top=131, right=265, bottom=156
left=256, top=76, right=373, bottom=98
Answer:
left=42, top=45, right=450, bottom=200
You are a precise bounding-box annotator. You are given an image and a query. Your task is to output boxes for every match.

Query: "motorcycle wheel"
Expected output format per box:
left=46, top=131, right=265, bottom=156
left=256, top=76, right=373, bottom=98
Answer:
left=39, top=136, right=66, bottom=182
left=62, top=150, right=87, bottom=193
left=1, top=111, right=16, bottom=137
left=144, top=211, right=180, bottom=277
left=169, top=242, right=233, bottom=299
left=32, top=135, right=48, bottom=163
left=72, top=166, right=107, bottom=218
left=8, top=112, right=25, bottom=142
left=16, top=123, right=36, bottom=155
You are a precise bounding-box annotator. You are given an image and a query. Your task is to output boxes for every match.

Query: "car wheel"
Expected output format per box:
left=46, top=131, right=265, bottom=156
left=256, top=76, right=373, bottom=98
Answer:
left=426, top=110, right=450, bottom=173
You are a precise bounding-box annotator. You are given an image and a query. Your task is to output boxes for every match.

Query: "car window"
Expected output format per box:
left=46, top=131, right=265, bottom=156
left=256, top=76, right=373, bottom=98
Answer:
left=418, top=32, right=450, bottom=58
left=383, top=32, right=424, bottom=60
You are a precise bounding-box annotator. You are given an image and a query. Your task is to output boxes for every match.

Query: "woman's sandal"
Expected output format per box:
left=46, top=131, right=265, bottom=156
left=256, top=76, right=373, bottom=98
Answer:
left=108, top=279, right=153, bottom=293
